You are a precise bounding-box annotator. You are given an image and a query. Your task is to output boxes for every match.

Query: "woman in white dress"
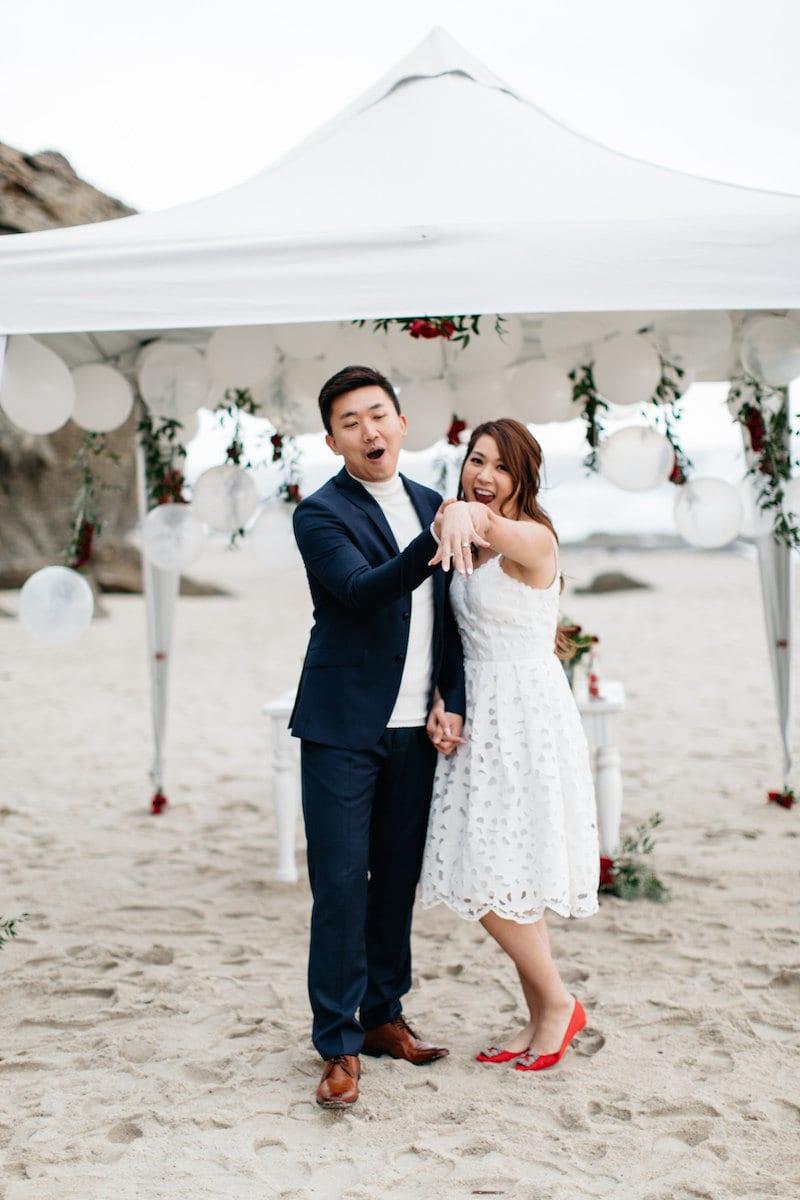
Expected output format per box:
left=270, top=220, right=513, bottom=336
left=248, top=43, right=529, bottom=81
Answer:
left=421, top=418, right=599, bottom=1072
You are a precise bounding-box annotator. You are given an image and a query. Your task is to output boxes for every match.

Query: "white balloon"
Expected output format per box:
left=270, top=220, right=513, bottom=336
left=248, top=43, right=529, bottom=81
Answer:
left=740, top=316, right=800, bottom=387
left=71, top=363, right=134, bottom=432
left=399, top=379, right=455, bottom=451
left=268, top=361, right=324, bottom=434
left=0, top=335, right=75, bottom=434
left=653, top=312, right=734, bottom=370
left=249, top=504, right=303, bottom=572
left=191, top=465, right=259, bottom=532
left=19, top=566, right=94, bottom=643
left=448, top=370, right=513, bottom=427
left=593, top=334, right=661, bottom=407
left=138, top=342, right=211, bottom=420
left=509, top=360, right=574, bottom=423
left=384, top=324, right=449, bottom=381
left=598, top=426, right=674, bottom=492
left=322, top=323, right=394, bottom=378
left=781, top=476, right=800, bottom=526
left=674, top=478, right=744, bottom=548
left=206, top=326, right=277, bottom=391
left=141, top=504, right=207, bottom=571
left=176, top=411, right=201, bottom=444
left=448, top=315, right=524, bottom=379
left=539, top=314, right=606, bottom=371
left=272, top=322, right=338, bottom=361
left=734, top=478, right=774, bottom=539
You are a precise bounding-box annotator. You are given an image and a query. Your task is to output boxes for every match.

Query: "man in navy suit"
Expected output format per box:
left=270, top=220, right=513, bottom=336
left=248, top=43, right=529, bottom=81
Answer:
left=291, top=364, right=466, bottom=1108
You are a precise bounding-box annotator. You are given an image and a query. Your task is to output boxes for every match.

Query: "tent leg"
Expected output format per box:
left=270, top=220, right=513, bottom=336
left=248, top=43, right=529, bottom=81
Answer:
left=136, top=421, right=180, bottom=810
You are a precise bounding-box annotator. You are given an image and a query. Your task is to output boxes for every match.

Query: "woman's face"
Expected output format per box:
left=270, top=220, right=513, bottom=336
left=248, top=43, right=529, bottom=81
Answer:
left=461, top=434, right=516, bottom=516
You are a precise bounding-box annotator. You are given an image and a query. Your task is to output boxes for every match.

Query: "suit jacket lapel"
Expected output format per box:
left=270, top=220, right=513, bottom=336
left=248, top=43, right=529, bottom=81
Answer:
left=333, top=468, right=398, bottom=553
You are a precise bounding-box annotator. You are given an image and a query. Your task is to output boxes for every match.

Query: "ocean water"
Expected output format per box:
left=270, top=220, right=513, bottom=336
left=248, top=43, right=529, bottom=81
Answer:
left=184, top=382, right=786, bottom=545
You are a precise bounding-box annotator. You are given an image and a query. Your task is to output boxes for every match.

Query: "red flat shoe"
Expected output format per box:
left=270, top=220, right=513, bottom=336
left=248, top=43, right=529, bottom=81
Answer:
left=514, top=1000, right=586, bottom=1073
left=475, top=1044, right=528, bottom=1064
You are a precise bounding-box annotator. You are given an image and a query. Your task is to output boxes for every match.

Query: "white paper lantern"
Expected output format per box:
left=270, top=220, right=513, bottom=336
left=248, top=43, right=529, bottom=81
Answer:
left=141, top=504, right=207, bottom=571
left=674, top=478, right=744, bottom=548
left=206, top=326, right=277, bottom=391
left=448, top=316, right=524, bottom=379
left=272, top=322, right=338, bottom=361
left=19, top=566, right=94, bottom=643
left=653, top=312, right=734, bottom=370
left=593, top=334, right=661, bottom=407
left=781, top=476, right=800, bottom=526
left=734, top=478, right=774, bottom=539
left=71, top=363, right=134, bottom=432
left=448, top=371, right=512, bottom=428
left=399, top=379, right=455, bottom=450
left=739, top=316, right=800, bottom=387
left=539, top=314, right=606, bottom=371
left=597, top=426, right=674, bottom=492
left=0, top=335, right=75, bottom=434
left=509, top=360, right=575, bottom=423
left=138, top=342, right=211, bottom=420
left=191, top=465, right=259, bottom=532
left=249, top=504, right=302, bottom=572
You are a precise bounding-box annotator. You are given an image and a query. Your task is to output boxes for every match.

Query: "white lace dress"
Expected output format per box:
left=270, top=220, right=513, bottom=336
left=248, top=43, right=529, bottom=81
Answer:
left=420, top=554, right=599, bottom=923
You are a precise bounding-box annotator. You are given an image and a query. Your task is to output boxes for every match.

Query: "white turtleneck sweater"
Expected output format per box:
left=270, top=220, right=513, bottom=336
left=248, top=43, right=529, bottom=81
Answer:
left=353, top=472, right=434, bottom=727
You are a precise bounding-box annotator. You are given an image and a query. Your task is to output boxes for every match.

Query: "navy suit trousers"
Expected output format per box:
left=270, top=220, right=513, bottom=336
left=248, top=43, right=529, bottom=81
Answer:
left=301, top=728, right=437, bottom=1059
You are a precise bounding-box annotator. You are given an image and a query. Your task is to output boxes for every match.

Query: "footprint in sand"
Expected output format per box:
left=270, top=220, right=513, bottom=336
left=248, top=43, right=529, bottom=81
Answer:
left=573, top=1026, right=605, bottom=1057
left=107, top=1120, right=144, bottom=1144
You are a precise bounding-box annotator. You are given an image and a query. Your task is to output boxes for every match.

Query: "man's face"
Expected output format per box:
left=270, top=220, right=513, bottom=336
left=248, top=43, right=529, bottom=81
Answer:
left=325, top=385, right=407, bottom=482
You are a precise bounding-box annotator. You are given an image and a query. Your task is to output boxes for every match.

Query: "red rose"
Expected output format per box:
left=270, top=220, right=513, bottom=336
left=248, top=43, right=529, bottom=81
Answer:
left=447, top=416, right=468, bottom=446
left=271, top=433, right=284, bottom=463
left=668, top=454, right=686, bottom=485
left=151, top=791, right=168, bottom=815
left=768, top=789, right=795, bottom=809
left=439, top=320, right=456, bottom=339
left=409, top=319, right=428, bottom=339
left=599, top=856, right=616, bottom=889
left=420, top=321, right=440, bottom=339
left=744, top=406, right=766, bottom=453
left=70, top=519, right=95, bottom=570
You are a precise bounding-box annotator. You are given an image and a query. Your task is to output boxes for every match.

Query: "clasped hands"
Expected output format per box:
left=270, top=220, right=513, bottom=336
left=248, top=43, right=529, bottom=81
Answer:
left=426, top=690, right=465, bottom=756
left=429, top=498, right=491, bottom=576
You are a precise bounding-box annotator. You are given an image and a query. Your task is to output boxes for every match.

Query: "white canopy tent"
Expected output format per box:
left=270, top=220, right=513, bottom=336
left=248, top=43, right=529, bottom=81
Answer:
left=0, top=26, right=795, bottom=802
left=2, top=26, right=800, bottom=333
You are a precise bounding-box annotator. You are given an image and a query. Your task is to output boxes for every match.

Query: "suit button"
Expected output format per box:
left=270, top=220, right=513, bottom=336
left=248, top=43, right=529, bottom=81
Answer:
left=402, top=611, right=410, bottom=621
left=394, top=654, right=405, bottom=664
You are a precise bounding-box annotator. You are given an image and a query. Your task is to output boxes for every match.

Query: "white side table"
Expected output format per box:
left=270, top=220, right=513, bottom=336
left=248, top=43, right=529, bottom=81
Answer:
left=262, top=679, right=626, bottom=881
left=575, top=679, right=625, bottom=858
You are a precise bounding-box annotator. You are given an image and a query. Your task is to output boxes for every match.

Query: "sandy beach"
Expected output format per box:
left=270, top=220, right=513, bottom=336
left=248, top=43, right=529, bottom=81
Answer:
left=1, top=540, right=799, bottom=1200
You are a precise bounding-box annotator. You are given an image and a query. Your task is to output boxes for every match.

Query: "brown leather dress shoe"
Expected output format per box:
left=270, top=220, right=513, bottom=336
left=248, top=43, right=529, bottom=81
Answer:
left=362, top=1016, right=448, bottom=1064
left=316, top=1054, right=360, bottom=1107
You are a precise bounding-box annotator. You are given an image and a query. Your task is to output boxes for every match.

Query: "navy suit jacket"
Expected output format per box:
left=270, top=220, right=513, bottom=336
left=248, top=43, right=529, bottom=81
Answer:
left=290, top=468, right=465, bottom=750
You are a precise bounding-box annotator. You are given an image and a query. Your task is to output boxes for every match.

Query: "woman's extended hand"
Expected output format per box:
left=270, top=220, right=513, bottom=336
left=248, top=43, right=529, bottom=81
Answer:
left=429, top=501, right=491, bottom=575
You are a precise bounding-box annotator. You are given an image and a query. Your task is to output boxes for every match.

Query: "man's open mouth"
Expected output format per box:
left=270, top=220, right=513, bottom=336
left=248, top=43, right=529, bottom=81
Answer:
left=366, top=448, right=385, bottom=460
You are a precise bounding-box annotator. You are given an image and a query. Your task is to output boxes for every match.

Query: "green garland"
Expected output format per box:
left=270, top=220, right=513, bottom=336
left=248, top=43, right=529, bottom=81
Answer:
left=357, top=314, right=506, bottom=349
left=65, top=432, right=122, bottom=570
left=728, top=376, right=800, bottom=549
left=569, top=363, right=607, bottom=470
left=136, top=406, right=189, bottom=507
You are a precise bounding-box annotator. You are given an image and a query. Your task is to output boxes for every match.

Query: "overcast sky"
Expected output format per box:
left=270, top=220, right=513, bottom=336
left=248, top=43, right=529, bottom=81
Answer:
left=2, top=0, right=799, bottom=212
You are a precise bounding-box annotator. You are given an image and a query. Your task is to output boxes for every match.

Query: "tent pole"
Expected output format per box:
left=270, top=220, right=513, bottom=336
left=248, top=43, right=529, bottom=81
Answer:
left=751, top=386, right=794, bottom=788
left=135, top=409, right=180, bottom=811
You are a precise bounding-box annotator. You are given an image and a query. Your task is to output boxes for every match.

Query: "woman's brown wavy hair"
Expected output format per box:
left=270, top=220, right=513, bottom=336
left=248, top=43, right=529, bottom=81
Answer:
left=458, top=418, right=573, bottom=659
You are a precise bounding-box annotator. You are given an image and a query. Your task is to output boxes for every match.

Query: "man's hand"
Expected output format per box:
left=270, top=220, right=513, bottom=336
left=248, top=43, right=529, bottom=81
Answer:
left=429, top=501, right=490, bottom=575
left=426, top=697, right=465, bottom=756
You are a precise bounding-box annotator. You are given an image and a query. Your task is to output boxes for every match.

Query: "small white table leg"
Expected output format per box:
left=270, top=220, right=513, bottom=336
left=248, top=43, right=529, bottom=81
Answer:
left=270, top=714, right=299, bottom=883
left=594, top=743, right=623, bottom=859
